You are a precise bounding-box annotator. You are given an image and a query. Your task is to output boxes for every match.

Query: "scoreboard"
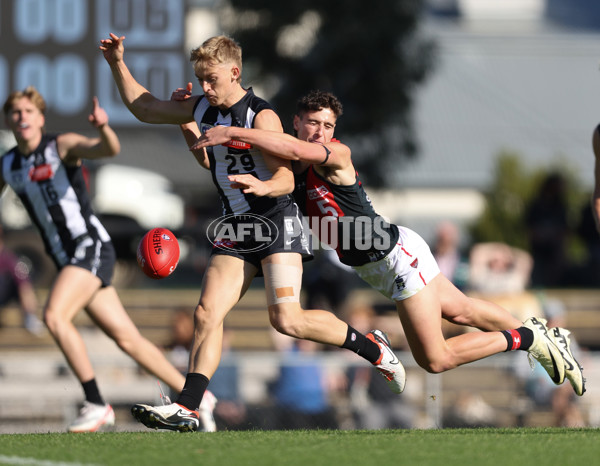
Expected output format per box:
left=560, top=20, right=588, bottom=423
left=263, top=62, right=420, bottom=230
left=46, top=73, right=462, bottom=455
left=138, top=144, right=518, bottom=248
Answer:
left=0, top=0, right=186, bottom=130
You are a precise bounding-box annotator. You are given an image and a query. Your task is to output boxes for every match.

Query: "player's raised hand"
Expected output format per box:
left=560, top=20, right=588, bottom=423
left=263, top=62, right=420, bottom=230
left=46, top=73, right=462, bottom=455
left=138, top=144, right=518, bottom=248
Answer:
left=99, top=32, right=125, bottom=64
left=171, top=82, right=193, bottom=101
left=88, top=96, right=109, bottom=128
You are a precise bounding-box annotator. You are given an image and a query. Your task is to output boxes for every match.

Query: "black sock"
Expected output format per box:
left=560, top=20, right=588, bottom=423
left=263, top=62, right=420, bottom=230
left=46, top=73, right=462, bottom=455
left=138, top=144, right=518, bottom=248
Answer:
left=501, top=327, right=534, bottom=352
left=81, top=378, right=104, bottom=405
left=340, top=325, right=381, bottom=364
left=175, top=373, right=210, bottom=411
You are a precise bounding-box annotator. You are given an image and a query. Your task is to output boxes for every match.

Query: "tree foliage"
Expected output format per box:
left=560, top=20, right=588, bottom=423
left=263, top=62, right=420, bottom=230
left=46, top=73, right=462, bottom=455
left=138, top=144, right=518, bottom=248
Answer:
left=218, top=0, right=436, bottom=186
left=469, top=153, right=531, bottom=249
left=469, top=151, right=587, bottom=255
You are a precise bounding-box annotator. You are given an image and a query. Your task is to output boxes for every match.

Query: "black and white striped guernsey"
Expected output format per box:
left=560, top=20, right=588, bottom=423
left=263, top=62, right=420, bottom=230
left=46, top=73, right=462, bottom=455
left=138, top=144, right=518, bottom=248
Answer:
left=193, top=88, right=293, bottom=215
left=1, top=134, right=111, bottom=267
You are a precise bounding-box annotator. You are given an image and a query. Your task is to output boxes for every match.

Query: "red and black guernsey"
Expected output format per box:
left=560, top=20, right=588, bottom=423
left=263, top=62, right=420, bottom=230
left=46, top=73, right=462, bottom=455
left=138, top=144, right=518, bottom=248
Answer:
left=294, top=165, right=399, bottom=266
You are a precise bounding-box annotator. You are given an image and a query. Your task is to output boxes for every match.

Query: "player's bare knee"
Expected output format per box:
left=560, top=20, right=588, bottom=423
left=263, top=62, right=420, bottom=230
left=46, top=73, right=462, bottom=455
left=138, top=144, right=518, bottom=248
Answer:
left=417, top=354, right=456, bottom=374
left=268, top=313, right=292, bottom=336
left=42, top=313, right=55, bottom=333
left=42, top=307, right=60, bottom=334
left=114, top=337, right=134, bottom=354
left=268, top=306, right=303, bottom=338
left=270, top=319, right=292, bottom=337
left=113, top=330, right=142, bottom=354
left=193, top=304, right=219, bottom=331
left=421, top=362, right=446, bottom=374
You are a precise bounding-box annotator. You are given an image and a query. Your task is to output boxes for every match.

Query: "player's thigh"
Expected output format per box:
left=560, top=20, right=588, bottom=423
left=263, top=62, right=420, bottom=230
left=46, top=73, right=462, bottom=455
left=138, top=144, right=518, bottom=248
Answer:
left=431, top=273, right=472, bottom=321
left=262, top=251, right=303, bottom=267
left=395, top=278, right=448, bottom=364
left=199, top=254, right=257, bottom=317
left=262, top=252, right=303, bottom=310
left=45, top=265, right=102, bottom=320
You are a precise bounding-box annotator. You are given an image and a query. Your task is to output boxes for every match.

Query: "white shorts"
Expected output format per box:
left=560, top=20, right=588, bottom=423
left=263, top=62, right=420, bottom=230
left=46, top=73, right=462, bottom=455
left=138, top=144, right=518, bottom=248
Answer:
left=352, top=226, right=440, bottom=301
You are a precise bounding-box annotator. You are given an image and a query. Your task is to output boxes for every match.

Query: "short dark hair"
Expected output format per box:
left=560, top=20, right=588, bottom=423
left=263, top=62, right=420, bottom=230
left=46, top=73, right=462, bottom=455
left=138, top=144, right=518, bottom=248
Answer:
left=296, top=90, right=343, bottom=119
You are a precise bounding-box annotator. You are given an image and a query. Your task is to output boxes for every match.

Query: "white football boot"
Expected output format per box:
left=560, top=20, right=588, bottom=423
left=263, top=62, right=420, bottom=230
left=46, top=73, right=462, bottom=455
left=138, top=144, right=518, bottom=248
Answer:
left=367, top=329, right=406, bottom=394
left=131, top=402, right=199, bottom=432
left=198, top=390, right=218, bottom=432
left=523, top=317, right=565, bottom=385
left=68, top=402, right=115, bottom=433
left=550, top=327, right=586, bottom=396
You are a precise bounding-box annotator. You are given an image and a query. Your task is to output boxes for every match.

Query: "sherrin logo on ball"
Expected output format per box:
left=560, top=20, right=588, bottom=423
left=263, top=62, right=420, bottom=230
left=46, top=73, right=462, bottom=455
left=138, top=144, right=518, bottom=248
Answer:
left=137, top=227, right=180, bottom=279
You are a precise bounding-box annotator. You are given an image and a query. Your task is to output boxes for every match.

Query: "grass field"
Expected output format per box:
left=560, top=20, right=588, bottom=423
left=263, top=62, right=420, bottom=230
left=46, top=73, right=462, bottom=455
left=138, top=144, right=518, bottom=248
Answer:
left=0, top=428, right=598, bottom=466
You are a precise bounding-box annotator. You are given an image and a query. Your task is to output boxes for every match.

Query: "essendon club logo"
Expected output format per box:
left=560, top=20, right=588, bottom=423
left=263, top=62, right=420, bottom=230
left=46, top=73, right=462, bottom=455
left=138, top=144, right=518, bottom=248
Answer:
left=307, top=185, right=329, bottom=200
left=29, top=164, right=53, bottom=182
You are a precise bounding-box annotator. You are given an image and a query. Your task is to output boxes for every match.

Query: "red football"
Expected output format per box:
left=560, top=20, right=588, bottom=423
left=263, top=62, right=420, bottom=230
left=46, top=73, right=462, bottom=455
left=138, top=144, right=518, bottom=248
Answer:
left=137, top=228, right=180, bottom=279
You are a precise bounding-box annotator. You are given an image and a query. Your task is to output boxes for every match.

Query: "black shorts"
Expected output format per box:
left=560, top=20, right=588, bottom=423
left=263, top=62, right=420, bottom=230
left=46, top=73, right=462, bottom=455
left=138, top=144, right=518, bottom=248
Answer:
left=64, top=236, right=116, bottom=287
left=209, top=201, right=313, bottom=270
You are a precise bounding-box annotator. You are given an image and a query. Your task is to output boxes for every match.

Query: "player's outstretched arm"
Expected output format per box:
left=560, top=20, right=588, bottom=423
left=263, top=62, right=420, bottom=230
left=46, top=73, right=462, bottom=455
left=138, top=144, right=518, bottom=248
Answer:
left=99, top=33, right=195, bottom=125
left=59, top=96, right=120, bottom=163
left=193, top=125, right=350, bottom=169
left=254, top=109, right=294, bottom=197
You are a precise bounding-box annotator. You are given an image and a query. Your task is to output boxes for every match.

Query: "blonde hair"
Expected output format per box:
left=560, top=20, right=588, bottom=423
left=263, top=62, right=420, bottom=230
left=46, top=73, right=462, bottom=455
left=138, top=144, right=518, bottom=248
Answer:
left=190, top=35, right=243, bottom=82
left=3, top=86, right=46, bottom=116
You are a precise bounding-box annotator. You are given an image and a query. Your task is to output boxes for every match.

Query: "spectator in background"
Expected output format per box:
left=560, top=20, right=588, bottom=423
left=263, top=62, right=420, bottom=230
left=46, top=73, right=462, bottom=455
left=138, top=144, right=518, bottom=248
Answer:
left=0, top=225, right=43, bottom=335
left=432, top=221, right=468, bottom=289
left=525, top=173, right=570, bottom=287
left=468, top=242, right=533, bottom=295
left=270, top=338, right=340, bottom=430
left=467, top=242, right=540, bottom=325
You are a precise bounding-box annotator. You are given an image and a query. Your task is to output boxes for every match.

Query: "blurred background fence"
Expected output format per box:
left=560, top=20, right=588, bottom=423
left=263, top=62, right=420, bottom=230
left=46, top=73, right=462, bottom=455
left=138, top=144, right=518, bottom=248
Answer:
left=1, top=286, right=599, bottom=432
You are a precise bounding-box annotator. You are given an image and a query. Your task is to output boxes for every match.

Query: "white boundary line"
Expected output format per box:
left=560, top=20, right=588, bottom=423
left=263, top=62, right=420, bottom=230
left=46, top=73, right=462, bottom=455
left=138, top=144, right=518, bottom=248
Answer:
left=0, top=455, right=100, bottom=466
